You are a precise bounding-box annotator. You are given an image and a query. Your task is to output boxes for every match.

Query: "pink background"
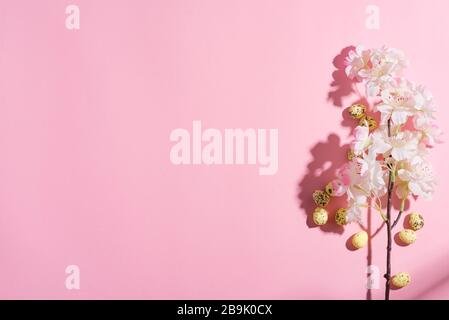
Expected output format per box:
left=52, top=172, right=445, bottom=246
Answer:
left=0, top=0, right=449, bottom=299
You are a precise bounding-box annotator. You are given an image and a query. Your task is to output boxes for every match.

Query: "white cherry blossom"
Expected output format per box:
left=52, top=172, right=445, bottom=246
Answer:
left=359, top=150, right=387, bottom=195
left=352, top=126, right=371, bottom=155
left=345, top=45, right=372, bottom=81
left=337, top=45, right=441, bottom=226
left=345, top=46, right=408, bottom=96
left=376, top=81, right=416, bottom=125
left=388, top=131, right=419, bottom=161
left=397, top=160, right=435, bottom=200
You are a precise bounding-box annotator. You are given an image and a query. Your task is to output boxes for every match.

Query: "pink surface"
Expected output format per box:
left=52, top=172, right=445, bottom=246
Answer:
left=1, top=0, right=449, bottom=299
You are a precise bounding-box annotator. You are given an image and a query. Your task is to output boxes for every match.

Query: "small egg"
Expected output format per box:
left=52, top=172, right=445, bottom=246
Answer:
left=325, top=180, right=346, bottom=197
left=409, top=213, right=424, bottom=231
left=324, top=183, right=333, bottom=196
left=335, top=208, right=347, bottom=225
left=399, top=229, right=417, bottom=245
left=391, top=272, right=411, bottom=288
left=347, top=149, right=356, bottom=161
left=313, top=208, right=328, bottom=226
left=359, top=116, right=377, bottom=131
left=348, top=104, right=367, bottom=119
left=352, top=231, right=368, bottom=249
left=312, top=190, right=330, bottom=207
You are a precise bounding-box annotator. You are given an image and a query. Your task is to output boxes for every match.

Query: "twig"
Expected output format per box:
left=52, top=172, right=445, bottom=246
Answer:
left=384, top=119, right=394, bottom=300
left=391, top=211, right=403, bottom=229
left=392, top=199, right=406, bottom=229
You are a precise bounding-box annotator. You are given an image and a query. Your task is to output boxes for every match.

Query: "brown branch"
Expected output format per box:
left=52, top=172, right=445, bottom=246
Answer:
left=391, top=210, right=403, bottom=229
left=384, top=172, right=393, bottom=300
left=384, top=119, right=393, bottom=300
left=392, top=199, right=406, bottom=229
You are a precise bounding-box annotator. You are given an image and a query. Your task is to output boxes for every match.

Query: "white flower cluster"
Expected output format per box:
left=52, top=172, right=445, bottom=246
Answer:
left=335, top=46, right=443, bottom=223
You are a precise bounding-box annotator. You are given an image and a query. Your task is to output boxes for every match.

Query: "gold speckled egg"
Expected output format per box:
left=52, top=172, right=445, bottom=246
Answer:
left=352, top=231, right=368, bottom=249
left=391, top=272, right=411, bottom=288
left=312, top=190, right=330, bottom=207
left=335, top=208, right=347, bottom=226
left=325, top=180, right=346, bottom=197
left=348, top=104, right=367, bottom=119
left=324, top=182, right=333, bottom=196
left=313, top=208, right=328, bottom=226
left=359, top=116, right=377, bottom=131
left=409, top=213, right=424, bottom=231
left=347, top=149, right=356, bottom=161
left=399, top=229, right=417, bottom=245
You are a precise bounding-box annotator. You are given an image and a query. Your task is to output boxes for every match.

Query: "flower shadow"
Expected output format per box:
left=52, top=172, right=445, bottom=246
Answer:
left=327, top=46, right=373, bottom=135
left=327, top=46, right=356, bottom=108
left=297, top=134, right=349, bottom=235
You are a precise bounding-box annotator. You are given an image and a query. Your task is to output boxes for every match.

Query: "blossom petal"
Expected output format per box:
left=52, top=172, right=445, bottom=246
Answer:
left=391, top=110, right=411, bottom=125
left=354, top=126, right=369, bottom=140
left=397, top=169, right=411, bottom=181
